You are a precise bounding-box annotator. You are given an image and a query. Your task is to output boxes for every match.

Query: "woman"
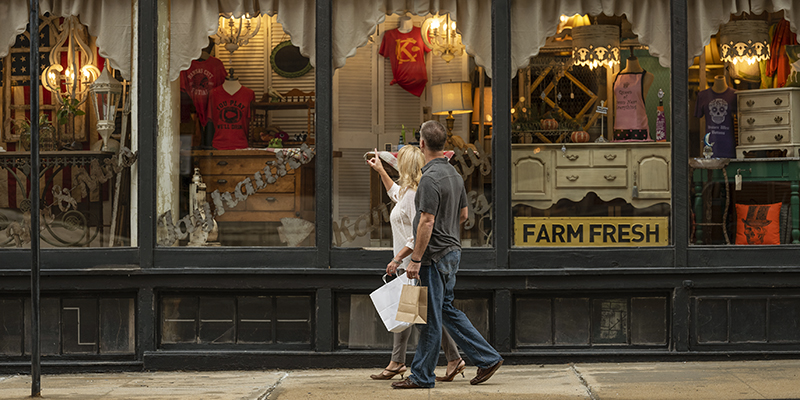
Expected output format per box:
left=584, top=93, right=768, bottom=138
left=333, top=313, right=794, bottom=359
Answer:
left=366, top=146, right=466, bottom=382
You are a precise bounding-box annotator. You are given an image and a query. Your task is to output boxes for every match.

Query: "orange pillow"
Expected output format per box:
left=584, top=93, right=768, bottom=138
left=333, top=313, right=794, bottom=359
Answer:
left=735, top=203, right=781, bottom=245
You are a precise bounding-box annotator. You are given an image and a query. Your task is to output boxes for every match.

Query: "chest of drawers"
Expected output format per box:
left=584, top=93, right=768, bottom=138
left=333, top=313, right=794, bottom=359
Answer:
left=192, top=150, right=314, bottom=222
left=737, top=87, right=800, bottom=158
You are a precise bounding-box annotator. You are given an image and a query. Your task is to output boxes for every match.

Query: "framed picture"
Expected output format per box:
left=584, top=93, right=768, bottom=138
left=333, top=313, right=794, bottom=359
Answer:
left=270, top=40, right=312, bottom=78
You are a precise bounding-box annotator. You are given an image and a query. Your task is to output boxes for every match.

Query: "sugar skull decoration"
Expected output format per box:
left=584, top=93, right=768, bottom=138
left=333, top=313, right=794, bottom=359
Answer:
left=742, top=205, right=773, bottom=244
left=708, top=98, right=729, bottom=124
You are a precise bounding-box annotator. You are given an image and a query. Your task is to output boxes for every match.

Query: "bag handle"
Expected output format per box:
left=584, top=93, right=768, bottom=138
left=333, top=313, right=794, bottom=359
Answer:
left=382, top=268, right=406, bottom=284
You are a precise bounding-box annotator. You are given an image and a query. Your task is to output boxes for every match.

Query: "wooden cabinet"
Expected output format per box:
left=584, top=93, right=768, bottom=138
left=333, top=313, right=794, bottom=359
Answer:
left=512, top=142, right=670, bottom=209
left=192, top=150, right=314, bottom=222
left=737, top=87, right=800, bottom=158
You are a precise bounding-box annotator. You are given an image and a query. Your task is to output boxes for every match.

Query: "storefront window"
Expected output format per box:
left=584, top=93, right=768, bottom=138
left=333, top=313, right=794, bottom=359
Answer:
left=511, top=13, right=672, bottom=248
left=0, top=12, right=137, bottom=249
left=332, top=13, right=494, bottom=250
left=158, top=12, right=316, bottom=247
left=689, top=13, right=799, bottom=247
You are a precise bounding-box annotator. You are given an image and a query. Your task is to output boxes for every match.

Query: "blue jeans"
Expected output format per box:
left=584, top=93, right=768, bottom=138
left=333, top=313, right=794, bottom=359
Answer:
left=408, top=250, right=503, bottom=388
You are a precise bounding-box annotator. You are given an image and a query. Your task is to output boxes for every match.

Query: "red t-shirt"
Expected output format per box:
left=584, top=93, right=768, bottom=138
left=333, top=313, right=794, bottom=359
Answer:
left=180, top=56, right=227, bottom=126
left=208, top=85, right=255, bottom=150
left=379, top=26, right=431, bottom=97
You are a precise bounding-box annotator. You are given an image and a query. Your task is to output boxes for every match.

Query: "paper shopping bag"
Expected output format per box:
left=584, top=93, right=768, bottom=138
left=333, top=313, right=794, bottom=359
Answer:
left=370, top=272, right=413, bottom=333
left=395, top=282, right=427, bottom=324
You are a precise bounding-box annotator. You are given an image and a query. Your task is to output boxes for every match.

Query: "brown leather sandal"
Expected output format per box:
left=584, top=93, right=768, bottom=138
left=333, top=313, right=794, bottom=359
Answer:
left=370, top=364, right=407, bottom=380
left=436, top=359, right=466, bottom=382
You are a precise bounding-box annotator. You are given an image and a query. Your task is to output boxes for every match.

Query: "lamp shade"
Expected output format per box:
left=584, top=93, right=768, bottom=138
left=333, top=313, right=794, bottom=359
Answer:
left=472, top=87, right=493, bottom=125
left=572, top=24, right=620, bottom=70
left=432, top=82, right=473, bottom=115
left=718, top=20, right=770, bottom=65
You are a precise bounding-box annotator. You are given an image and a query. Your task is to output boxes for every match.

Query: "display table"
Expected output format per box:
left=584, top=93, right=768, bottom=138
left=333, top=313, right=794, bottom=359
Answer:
left=511, top=142, right=671, bottom=209
left=692, top=157, right=800, bottom=244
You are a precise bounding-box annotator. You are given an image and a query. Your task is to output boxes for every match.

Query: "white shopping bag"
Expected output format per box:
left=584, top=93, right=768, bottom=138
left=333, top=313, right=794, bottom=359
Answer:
left=370, top=271, right=414, bottom=333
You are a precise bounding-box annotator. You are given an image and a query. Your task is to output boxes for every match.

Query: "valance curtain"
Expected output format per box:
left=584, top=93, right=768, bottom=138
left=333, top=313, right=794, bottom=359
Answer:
left=0, top=0, right=33, bottom=60
left=510, top=0, right=672, bottom=74
left=688, top=0, right=800, bottom=67
left=40, top=0, right=133, bottom=79
left=169, top=0, right=315, bottom=82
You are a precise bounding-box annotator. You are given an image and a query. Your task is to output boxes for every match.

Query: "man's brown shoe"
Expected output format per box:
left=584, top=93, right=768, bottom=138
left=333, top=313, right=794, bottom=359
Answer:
left=470, top=359, right=503, bottom=385
left=391, top=378, right=426, bottom=389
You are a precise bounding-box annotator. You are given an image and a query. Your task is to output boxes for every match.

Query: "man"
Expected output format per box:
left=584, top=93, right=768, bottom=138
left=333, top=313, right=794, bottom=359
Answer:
left=391, top=120, right=503, bottom=389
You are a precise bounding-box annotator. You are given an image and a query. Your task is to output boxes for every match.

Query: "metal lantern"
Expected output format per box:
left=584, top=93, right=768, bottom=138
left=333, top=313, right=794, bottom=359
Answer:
left=572, top=25, right=621, bottom=70
left=89, top=67, right=123, bottom=151
left=718, top=20, right=771, bottom=65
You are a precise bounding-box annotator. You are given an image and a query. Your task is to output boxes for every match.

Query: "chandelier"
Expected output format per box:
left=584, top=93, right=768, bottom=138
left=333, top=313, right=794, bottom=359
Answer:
left=571, top=24, right=620, bottom=70
left=40, top=16, right=100, bottom=105
left=215, top=13, right=261, bottom=54
left=718, top=20, right=770, bottom=65
left=421, top=14, right=465, bottom=63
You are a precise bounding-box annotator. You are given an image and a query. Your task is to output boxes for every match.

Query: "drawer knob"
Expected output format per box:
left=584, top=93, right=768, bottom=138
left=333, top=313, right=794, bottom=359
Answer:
left=604, top=175, right=617, bottom=181
left=604, top=154, right=617, bottom=161
left=217, top=179, right=228, bottom=184
left=566, top=175, right=579, bottom=181
left=747, top=135, right=755, bottom=143
left=746, top=100, right=755, bottom=107
left=747, top=117, right=755, bottom=125
left=266, top=197, right=277, bottom=202
left=774, top=116, right=783, bottom=123
left=565, top=154, right=580, bottom=161
left=775, top=134, right=784, bottom=142
left=774, top=98, right=783, bottom=106
left=217, top=161, right=228, bottom=166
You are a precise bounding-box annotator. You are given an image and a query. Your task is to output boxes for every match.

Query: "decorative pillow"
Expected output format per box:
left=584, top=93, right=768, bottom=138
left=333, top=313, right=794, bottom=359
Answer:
left=735, top=203, right=782, bottom=245
left=786, top=45, right=800, bottom=88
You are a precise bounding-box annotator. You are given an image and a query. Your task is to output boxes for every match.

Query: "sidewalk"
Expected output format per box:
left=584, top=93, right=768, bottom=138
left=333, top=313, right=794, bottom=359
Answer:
left=1, top=360, right=799, bottom=399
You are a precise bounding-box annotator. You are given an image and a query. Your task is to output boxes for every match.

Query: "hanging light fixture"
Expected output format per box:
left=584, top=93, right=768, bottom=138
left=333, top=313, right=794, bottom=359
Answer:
left=571, top=24, right=621, bottom=70
left=718, top=20, right=770, bottom=66
left=89, top=66, right=123, bottom=152
left=421, top=14, right=465, bottom=63
left=214, top=13, right=261, bottom=54
left=40, top=16, right=100, bottom=105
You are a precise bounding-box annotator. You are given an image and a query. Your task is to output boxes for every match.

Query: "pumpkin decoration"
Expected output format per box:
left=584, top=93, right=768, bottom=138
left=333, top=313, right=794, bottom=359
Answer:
left=540, top=118, right=559, bottom=130
left=570, top=130, right=590, bottom=143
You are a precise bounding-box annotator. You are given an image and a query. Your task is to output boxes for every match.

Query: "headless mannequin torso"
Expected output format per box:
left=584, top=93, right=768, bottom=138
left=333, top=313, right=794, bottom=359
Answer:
left=619, top=56, right=655, bottom=96
left=711, top=75, right=728, bottom=94
left=398, top=16, right=413, bottom=33
left=223, top=68, right=242, bottom=95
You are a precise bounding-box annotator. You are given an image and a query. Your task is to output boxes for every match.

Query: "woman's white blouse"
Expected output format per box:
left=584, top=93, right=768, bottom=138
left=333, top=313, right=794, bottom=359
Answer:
left=387, top=183, right=416, bottom=270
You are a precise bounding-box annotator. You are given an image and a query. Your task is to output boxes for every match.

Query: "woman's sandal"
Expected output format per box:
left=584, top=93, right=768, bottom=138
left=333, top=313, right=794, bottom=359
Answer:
left=370, top=364, right=407, bottom=380
left=436, top=359, right=467, bottom=382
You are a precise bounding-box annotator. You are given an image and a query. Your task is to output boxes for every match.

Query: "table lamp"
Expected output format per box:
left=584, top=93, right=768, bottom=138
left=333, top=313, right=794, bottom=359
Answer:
left=432, top=81, right=472, bottom=149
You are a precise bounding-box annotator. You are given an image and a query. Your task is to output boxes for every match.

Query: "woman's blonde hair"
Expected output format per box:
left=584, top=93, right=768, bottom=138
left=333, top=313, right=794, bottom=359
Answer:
left=397, top=145, right=424, bottom=197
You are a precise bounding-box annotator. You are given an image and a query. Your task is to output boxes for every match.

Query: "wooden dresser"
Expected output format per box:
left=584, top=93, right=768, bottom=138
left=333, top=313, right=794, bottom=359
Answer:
left=511, top=142, right=671, bottom=209
left=737, top=87, right=800, bottom=158
left=191, top=150, right=315, bottom=222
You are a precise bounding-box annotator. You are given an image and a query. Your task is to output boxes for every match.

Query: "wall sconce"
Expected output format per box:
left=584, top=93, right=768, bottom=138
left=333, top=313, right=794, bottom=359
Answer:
left=718, top=20, right=770, bottom=65
left=432, top=81, right=472, bottom=149
left=215, top=13, right=261, bottom=53
left=40, top=16, right=100, bottom=105
left=571, top=24, right=620, bottom=70
left=421, top=14, right=465, bottom=63
left=89, top=67, right=122, bottom=151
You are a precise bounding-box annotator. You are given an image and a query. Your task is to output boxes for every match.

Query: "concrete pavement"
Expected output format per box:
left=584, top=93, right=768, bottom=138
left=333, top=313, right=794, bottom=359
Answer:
left=1, top=360, right=799, bottom=399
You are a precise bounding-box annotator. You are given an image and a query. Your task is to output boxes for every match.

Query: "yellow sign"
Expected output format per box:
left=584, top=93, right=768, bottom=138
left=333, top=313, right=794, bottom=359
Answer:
left=514, top=217, right=669, bottom=247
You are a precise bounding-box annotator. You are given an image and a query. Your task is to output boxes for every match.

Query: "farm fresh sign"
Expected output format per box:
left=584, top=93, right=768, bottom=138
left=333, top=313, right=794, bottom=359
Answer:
left=514, top=217, right=669, bottom=247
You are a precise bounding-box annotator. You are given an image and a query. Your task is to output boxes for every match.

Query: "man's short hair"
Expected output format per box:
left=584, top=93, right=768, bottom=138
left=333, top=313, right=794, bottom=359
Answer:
left=420, top=120, right=447, bottom=151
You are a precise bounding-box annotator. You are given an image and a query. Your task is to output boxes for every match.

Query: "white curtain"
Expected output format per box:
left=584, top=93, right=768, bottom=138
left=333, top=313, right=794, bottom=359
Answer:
left=40, top=0, right=133, bottom=79
left=0, top=0, right=31, bottom=59
left=169, top=0, right=315, bottom=82
left=510, top=0, right=672, bottom=74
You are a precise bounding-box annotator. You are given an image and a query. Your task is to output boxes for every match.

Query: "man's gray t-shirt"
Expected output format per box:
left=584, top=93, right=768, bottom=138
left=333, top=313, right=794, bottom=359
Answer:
left=413, top=157, right=468, bottom=264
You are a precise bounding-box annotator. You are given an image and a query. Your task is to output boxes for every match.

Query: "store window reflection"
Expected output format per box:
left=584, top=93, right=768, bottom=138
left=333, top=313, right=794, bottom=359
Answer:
left=689, top=13, right=800, bottom=246
left=0, top=12, right=137, bottom=249
left=511, top=14, right=672, bottom=248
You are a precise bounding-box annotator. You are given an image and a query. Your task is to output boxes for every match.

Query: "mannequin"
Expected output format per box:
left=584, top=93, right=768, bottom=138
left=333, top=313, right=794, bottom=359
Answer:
left=223, top=68, right=242, bottom=95
left=695, top=75, right=737, bottom=158
left=711, top=75, right=728, bottom=94
left=612, top=50, right=655, bottom=141
left=180, top=37, right=227, bottom=149
left=398, top=15, right=413, bottom=33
